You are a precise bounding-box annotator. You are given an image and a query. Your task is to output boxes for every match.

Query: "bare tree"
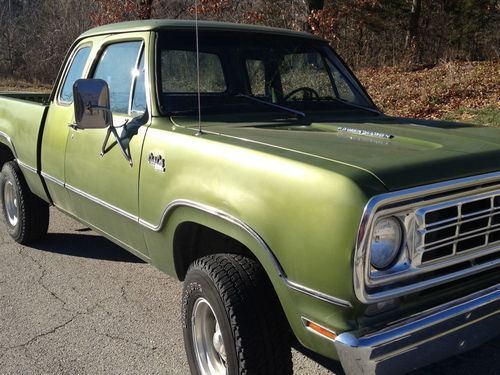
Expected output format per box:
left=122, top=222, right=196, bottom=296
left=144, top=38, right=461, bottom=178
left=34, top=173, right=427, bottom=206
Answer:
left=405, top=0, right=422, bottom=61
left=1, top=0, right=498, bottom=83
left=0, top=0, right=17, bottom=76
left=307, top=0, right=324, bottom=11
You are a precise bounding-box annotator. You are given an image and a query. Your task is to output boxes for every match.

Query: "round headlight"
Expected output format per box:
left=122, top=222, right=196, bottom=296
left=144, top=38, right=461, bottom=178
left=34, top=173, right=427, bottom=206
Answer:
left=370, top=217, right=403, bottom=270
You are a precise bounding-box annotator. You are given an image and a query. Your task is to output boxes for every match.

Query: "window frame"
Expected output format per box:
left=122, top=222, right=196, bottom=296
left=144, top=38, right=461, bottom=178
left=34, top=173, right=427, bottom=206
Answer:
left=244, top=58, right=267, bottom=97
left=57, top=43, right=92, bottom=106
left=90, top=39, right=146, bottom=116
left=128, top=42, right=146, bottom=116
left=153, top=31, right=378, bottom=115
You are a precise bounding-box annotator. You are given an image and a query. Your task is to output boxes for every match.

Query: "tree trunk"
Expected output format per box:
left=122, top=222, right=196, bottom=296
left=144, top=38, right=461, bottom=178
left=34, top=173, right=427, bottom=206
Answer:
left=138, top=0, right=154, bottom=19
left=405, top=0, right=421, bottom=49
left=307, top=0, right=324, bottom=11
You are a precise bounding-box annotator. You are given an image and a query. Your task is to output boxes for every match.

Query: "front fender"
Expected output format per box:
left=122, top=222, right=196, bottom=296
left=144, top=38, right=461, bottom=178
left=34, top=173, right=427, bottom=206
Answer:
left=143, top=200, right=364, bottom=359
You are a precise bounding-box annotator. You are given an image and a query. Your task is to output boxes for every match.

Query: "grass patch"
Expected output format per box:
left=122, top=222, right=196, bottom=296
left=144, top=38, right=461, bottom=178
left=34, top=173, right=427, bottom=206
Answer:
left=0, top=77, right=51, bottom=92
left=444, top=106, right=500, bottom=127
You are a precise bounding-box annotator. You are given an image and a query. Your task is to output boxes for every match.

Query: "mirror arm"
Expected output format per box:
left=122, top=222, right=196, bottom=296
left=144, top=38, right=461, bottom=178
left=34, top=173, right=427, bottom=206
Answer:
left=100, top=121, right=133, bottom=167
left=68, top=122, right=84, bottom=131
left=99, top=127, right=113, bottom=157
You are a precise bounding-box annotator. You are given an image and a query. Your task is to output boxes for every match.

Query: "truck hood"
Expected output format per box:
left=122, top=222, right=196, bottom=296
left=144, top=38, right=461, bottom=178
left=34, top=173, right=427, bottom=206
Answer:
left=170, top=114, right=500, bottom=191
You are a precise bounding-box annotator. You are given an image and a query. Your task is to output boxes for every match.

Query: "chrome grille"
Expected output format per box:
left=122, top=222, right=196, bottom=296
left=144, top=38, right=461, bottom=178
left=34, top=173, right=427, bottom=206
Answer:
left=416, top=191, right=500, bottom=264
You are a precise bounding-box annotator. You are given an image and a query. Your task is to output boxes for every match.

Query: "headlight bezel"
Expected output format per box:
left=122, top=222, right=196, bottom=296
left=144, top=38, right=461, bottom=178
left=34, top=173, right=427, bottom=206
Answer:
left=353, top=171, right=500, bottom=304
left=369, top=216, right=404, bottom=270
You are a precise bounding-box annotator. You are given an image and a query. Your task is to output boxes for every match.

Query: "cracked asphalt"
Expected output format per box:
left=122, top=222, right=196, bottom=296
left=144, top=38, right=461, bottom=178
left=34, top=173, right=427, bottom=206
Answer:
left=1, top=208, right=498, bottom=374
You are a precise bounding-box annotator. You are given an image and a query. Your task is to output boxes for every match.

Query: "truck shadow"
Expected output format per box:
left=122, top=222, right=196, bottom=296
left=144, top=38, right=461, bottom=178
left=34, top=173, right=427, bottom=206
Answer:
left=292, top=342, right=346, bottom=374
left=29, top=232, right=145, bottom=263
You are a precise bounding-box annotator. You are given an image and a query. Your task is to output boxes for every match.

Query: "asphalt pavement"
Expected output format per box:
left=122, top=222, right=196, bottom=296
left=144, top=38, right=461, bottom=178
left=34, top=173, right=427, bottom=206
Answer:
left=0, top=208, right=498, bottom=374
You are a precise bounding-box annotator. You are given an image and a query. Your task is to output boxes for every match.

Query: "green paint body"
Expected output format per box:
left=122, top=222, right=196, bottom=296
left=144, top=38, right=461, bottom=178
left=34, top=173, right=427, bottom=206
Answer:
left=0, top=20, right=499, bottom=362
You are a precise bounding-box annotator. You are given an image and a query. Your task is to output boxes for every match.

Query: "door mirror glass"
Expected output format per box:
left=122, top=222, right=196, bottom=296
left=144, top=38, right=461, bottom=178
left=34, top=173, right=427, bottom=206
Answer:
left=73, top=79, right=113, bottom=129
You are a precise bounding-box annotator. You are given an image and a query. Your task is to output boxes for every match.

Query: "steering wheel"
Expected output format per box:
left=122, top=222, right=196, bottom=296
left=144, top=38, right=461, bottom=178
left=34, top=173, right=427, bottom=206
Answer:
left=283, top=87, right=320, bottom=101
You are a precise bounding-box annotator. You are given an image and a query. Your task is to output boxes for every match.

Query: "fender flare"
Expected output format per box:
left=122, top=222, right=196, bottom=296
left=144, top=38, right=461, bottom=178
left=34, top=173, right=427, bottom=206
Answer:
left=0, top=131, right=17, bottom=159
left=143, top=199, right=352, bottom=309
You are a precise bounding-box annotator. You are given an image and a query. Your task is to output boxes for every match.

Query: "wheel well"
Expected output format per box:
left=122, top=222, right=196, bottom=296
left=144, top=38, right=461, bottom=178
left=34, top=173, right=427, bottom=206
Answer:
left=173, top=221, right=256, bottom=280
left=0, top=143, right=15, bottom=169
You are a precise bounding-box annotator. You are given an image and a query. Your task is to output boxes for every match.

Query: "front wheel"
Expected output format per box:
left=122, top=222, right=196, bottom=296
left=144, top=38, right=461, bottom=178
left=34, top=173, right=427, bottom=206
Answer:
left=182, top=254, right=293, bottom=375
left=0, top=161, right=49, bottom=244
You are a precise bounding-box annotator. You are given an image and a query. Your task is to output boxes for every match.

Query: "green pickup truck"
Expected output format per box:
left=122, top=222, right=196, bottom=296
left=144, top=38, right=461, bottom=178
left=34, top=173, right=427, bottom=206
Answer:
left=0, top=20, right=499, bottom=375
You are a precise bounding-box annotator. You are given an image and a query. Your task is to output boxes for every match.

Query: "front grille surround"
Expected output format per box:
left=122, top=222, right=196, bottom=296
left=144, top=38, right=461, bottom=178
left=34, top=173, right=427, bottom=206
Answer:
left=354, top=172, right=500, bottom=304
left=415, top=191, right=500, bottom=265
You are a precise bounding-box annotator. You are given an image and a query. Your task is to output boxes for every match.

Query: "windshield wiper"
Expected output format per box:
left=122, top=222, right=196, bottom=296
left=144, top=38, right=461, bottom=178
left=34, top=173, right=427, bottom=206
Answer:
left=237, top=94, right=305, bottom=118
left=330, top=98, right=382, bottom=116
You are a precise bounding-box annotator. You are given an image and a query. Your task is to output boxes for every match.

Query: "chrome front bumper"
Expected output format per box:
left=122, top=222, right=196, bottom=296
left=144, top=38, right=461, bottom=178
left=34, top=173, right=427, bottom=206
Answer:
left=335, top=284, right=500, bottom=375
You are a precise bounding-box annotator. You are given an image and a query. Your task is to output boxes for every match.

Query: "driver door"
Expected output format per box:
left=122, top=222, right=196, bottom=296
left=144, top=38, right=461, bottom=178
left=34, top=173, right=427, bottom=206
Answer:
left=64, top=35, right=150, bottom=257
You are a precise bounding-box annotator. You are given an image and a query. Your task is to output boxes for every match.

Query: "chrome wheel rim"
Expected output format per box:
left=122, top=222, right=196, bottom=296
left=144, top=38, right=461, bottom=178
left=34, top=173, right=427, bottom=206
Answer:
left=192, top=298, right=228, bottom=375
left=3, top=181, right=18, bottom=227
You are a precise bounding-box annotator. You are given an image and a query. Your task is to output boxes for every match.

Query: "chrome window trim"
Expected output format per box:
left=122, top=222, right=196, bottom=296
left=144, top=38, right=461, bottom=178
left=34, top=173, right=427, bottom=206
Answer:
left=128, top=41, right=145, bottom=116
left=40, top=172, right=352, bottom=308
left=92, top=39, right=147, bottom=116
left=355, top=171, right=500, bottom=304
left=57, top=43, right=93, bottom=106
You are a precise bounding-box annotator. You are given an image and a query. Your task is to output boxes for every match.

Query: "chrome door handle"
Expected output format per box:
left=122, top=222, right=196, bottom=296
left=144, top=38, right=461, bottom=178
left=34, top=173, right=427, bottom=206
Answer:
left=68, top=123, right=80, bottom=130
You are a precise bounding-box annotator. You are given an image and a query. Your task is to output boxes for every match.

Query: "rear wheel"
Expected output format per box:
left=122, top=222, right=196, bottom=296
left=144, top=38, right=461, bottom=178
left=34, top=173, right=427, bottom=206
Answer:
left=0, top=161, right=49, bottom=243
left=182, top=254, right=293, bottom=375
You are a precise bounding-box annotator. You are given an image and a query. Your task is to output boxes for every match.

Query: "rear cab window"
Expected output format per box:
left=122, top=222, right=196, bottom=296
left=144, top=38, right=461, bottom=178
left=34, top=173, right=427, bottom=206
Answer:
left=161, top=50, right=226, bottom=93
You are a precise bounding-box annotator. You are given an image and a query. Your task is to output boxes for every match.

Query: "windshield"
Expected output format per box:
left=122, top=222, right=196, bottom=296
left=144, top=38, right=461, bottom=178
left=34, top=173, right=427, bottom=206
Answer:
left=156, top=30, right=376, bottom=116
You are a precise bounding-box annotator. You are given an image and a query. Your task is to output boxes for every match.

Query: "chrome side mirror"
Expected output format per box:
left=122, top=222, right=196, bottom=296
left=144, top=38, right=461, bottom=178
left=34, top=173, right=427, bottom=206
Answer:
left=73, top=79, right=113, bottom=129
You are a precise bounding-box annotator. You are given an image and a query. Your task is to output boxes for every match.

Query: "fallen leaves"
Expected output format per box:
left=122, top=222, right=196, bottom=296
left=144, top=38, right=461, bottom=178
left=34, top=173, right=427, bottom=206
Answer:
left=356, top=61, right=500, bottom=121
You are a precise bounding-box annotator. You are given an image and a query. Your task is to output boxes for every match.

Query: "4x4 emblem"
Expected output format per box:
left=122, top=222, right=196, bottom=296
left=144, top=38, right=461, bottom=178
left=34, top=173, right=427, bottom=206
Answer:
left=148, top=153, right=166, bottom=173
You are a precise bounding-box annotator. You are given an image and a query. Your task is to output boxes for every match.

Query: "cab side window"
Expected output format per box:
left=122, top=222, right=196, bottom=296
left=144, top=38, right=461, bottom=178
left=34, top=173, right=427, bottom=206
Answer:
left=59, top=46, right=91, bottom=104
left=93, top=41, right=146, bottom=115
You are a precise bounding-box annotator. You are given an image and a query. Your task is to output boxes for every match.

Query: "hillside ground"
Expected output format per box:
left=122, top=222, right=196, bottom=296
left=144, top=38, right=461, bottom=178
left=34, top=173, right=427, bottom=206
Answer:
left=357, top=61, right=499, bottom=126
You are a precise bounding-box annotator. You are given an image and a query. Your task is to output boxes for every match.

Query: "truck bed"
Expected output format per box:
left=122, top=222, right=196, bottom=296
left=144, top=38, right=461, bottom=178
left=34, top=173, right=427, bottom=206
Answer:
left=0, top=94, right=49, bottom=201
left=0, top=91, right=50, bottom=105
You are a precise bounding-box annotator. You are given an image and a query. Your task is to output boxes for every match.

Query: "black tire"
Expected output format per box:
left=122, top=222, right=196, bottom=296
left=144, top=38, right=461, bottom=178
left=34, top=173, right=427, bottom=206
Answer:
left=0, top=161, right=49, bottom=244
left=182, top=254, right=293, bottom=375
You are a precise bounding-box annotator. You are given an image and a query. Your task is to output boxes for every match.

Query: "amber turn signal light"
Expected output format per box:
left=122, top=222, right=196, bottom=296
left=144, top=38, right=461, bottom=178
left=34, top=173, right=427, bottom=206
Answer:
left=303, top=319, right=337, bottom=341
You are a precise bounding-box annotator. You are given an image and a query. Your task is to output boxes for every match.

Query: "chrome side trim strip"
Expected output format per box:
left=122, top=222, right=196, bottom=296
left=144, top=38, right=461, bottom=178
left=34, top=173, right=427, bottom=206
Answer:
left=289, top=280, right=352, bottom=308
left=38, top=173, right=353, bottom=308
left=17, top=159, right=37, bottom=174
left=0, top=130, right=17, bottom=157
left=140, top=199, right=286, bottom=277
left=51, top=204, right=151, bottom=264
left=41, top=172, right=65, bottom=187
left=354, top=171, right=500, bottom=304
left=141, top=199, right=353, bottom=308
left=65, top=183, right=139, bottom=222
